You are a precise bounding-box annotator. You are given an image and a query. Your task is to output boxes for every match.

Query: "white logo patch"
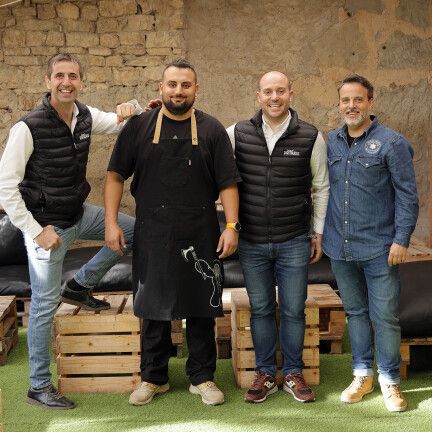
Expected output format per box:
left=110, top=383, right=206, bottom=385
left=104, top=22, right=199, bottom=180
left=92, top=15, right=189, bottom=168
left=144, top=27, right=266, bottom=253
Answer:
left=79, top=133, right=90, bottom=140
left=365, top=139, right=382, bottom=154
left=284, top=149, right=300, bottom=157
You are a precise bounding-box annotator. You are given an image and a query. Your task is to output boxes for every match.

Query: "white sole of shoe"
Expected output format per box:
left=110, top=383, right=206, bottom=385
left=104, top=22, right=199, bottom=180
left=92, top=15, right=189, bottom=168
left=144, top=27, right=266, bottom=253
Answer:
left=283, top=384, right=315, bottom=402
left=189, top=385, right=224, bottom=406
left=384, top=401, right=407, bottom=412
left=129, top=383, right=170, bottom=406
left=340, top=387, right=374, bottom=403
left=244, top=385, right=278, bottom=403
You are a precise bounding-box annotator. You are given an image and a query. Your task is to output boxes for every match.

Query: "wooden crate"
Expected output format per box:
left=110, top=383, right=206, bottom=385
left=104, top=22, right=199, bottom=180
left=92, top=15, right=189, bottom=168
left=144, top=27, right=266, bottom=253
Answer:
left=54, top=294, right=184, bottom=393
left=0, top=296, right=18, bottom=366
left=307, top=284, right=346, bottom=354
left=231, top=290, right=320, bottom=388
left=406, top=237, right=432, bottom=262
left=400, top=337, right=432, bottom=379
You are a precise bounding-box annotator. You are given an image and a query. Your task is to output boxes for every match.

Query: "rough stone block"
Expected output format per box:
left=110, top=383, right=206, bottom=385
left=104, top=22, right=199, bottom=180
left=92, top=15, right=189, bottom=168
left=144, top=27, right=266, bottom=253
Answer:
left=146, top=31, right=184, bottom=49
left=126, top=15, right=154, bottom=31
left=66, top=32, right=99, bottom=48
left=88, top=47, right=112, bottom=56
left=25, top=31, right=47, bottom=46
left=396, top=0, right=430, bottom=28
left=124, top=55, right=163, bottom=67
left=61, top=19, right=94, bottom=33
left=37, top=4, right=56, bottom=20
left=3, top=48, right=31, bottom=56
left=106, top=55, right=125, bottom=67
left=99, top=0, right=137, bottom=17
left=81, top=5, right=99, bottom=21
left=4, top=56, right=41, bottom=66
left=15, top=17, right=58, bottom=31
left=112, top=67, right=141, bottom=86
left=141, top=65, right=165, bottom=82
left=18, top=94, right=41, bottom=111
left=31, top=46, right=58, bottom=56
left=0, top=65, right=25, bottom=90
left=3, top=30, right=26, bottom=48
left=118, top=31, right=146, bottom=46
left=11, top=6, right=36, bottom=17
left=46, top=31, right=65, bottom=47
left=86, top=66, right=112, bottom=83
left=146, top=47, right=173, bottom=56
left=344, top=0, right=384, bottom=15
left=100, top=33, right=120, bottom=48
left=63, top=46, right=86, bottom=54
left=56, top=2, right=80, bottom=20
left=114, top=46, right=147, bottom=55
left=97, top=17, right=128, bottom=33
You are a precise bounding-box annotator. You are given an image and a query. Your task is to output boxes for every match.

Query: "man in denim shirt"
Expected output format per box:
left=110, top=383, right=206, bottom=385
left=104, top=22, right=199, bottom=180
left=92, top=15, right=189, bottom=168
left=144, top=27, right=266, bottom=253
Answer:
left=323, top=74, right=418, bottom=412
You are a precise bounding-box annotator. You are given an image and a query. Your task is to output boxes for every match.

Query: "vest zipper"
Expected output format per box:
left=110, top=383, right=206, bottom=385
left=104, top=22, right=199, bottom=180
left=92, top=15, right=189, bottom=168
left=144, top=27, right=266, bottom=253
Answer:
left=266, top=155, right=272, bottom=242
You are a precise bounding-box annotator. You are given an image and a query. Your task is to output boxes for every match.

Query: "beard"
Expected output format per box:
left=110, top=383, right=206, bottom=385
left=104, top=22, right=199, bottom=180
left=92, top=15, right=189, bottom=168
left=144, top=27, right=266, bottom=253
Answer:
left=163, top=95, right=195, bottom=115
left=343, top=110, right=367, bottom=128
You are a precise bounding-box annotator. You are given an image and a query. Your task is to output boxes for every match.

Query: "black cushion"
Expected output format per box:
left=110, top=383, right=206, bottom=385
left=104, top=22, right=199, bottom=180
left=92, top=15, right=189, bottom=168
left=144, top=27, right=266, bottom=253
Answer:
left=399, top=261, right=432, bottom=337
left=0, top=213, right=27, bottom=265
left=308, top=255, right=338, bottom=290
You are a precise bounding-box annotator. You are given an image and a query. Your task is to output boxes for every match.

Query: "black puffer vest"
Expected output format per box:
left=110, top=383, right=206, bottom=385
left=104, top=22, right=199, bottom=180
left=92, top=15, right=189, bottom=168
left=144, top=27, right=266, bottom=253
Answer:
left=234, top=109, right=317, bottom=243
left=19, top=94, right=93, bottom=228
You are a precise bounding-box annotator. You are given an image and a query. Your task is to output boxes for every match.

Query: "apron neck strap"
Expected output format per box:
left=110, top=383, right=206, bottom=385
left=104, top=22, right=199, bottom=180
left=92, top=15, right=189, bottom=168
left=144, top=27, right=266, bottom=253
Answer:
left=152, top=107, right=198, bottom=146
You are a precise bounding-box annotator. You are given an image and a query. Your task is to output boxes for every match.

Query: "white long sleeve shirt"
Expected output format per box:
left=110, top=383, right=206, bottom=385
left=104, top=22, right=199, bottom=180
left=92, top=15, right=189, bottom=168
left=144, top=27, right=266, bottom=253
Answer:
left=226, top=112, right=329, bottom=234
left=0, top=103, right=139, bottom=239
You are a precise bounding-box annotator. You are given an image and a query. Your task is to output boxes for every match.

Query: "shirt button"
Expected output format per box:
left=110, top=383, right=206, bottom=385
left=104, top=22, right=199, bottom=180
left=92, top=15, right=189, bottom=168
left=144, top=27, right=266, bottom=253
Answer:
left=344, top=221, right=348, bottom=224
left=345, top=201, right=348, bottom=204
left=365, top=163, right=369, bottom=166
left=347, top=160, right=351, bottom=164
left=345, top=240, right=348, bottom=243
left=345, top=180, right=348, bottom=184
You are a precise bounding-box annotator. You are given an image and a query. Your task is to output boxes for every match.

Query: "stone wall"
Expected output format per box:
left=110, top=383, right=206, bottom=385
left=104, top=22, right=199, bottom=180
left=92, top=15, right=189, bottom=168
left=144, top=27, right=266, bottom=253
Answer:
left=1, top=0, right=431, bottom=244
left=186, top=0, right=432, bottom=245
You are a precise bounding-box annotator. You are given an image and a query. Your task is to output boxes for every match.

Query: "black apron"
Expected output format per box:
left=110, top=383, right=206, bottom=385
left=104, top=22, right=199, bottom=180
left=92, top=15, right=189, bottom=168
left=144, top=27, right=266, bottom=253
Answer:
left=132, top=108, right=224, bottom=320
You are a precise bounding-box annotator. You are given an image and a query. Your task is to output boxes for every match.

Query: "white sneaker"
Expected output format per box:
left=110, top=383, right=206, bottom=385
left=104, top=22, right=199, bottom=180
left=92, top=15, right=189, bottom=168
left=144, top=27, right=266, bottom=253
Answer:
left=189, top=381, right=224, bottom=405
left=129, top=381, right=169, bottom=405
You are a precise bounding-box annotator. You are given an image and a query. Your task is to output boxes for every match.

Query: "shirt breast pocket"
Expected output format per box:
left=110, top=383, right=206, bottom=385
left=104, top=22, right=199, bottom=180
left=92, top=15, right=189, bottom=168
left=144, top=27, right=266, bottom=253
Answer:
left=328, top=155, right=343, bottom=184
left=352, top=156, right=383, bottom=187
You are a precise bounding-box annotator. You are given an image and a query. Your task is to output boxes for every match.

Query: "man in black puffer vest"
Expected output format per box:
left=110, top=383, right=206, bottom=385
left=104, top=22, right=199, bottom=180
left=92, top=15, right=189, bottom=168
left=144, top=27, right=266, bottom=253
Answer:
left=0, top=53, right=141, bottom=410
left=226, top=71, right=329, bottom=403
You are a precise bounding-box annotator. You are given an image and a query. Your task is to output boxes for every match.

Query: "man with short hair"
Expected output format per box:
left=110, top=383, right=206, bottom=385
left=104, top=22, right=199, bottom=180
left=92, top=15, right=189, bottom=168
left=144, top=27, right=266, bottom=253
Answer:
left=105, top=59, right=241, bottom=406
left=0, top=53, right=140, bottom=409
left=323, top=74, right=419, bottom=412
left=226, top=71, right=329, bottom=403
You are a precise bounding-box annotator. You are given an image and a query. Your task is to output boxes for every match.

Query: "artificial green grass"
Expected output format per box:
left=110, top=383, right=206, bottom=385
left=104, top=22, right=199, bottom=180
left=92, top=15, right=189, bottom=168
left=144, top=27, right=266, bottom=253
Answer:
left=1, top=329, right=431, bottom=432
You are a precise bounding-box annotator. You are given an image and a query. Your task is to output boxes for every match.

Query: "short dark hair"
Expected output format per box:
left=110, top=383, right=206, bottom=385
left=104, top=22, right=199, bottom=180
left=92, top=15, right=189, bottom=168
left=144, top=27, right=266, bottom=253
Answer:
left=162, top=58, right=197, bottom=82
left=338, top=74, right=374, bottom=99
left=46, top=53, right=84, bottom=79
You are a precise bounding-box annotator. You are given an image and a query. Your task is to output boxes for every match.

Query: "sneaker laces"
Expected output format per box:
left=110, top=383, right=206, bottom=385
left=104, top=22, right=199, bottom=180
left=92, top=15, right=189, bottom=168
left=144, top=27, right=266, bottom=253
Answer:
left=47, top=385, right=65, bottom=400
left=250, top=372, right=267, bottom=389
left=349, top=376, right=369, bottom=391
left=384, top=384, right=403, bottom=398
left=288, top=373, right=308, bottom=390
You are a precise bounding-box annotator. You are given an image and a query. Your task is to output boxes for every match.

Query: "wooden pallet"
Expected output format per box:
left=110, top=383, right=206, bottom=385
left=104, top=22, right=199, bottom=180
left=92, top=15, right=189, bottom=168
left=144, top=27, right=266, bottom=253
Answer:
left=307, top=284, right=345, bottom=354
left=0, top=296, right=18, bottom=366
left=231, top=290, right=320, bottom=388
left=400, top=337, right=432, bottom=379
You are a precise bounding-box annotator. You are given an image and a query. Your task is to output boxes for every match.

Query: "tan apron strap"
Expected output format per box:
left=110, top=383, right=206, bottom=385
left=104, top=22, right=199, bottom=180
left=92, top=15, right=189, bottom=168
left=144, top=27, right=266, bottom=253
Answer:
left=191, top=109, right=198, bottom=146
left=152, top=108, right=164, bottom=144
left=153, top=107, right=198, bottom=145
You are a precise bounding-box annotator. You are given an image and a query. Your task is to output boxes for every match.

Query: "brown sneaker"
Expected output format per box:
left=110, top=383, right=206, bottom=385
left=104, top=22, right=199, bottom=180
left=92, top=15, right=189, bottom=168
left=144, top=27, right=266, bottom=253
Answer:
left=380, top=383, right=407, bottom=412
left=283, top=372, right=315, bottom=402
left=244, top=371, right=278, bottom=403
left=129, top=381, right=169, bottom=405
left=341, top=376, right=374, bottom=403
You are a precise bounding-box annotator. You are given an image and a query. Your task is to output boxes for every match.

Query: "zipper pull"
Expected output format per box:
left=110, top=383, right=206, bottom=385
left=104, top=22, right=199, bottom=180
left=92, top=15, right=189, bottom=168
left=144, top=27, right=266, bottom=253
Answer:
left=188, top=159, right=192, bottom=166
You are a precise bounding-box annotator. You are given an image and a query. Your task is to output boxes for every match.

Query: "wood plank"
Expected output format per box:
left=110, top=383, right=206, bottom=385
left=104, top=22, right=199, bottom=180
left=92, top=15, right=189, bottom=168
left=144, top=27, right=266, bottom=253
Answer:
left=57, top=354, right=140, bottom=374
left=58, top=376, right=140, bottom=393
left=56, top=334, right=140, bottom=354
left=98, top=295, right=127, bottom=316
left=54, top=314, right=140, bottom=334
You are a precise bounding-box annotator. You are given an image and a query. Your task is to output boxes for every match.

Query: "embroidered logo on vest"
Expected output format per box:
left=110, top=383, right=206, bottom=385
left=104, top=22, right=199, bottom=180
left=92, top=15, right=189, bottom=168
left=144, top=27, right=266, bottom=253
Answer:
left=284, top=149, right=300, bottom=156
left=79, top=133, right=90, bottom=140
left=365, top=139, right=382, bottom=154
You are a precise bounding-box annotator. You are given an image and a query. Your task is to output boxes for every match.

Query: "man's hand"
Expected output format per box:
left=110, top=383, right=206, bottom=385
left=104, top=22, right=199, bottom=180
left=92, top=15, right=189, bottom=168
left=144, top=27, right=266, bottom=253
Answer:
left=105, top=222, right=126, bottom=256
left=217, top=228, right=238, bottom=259
left=34, top=225, right=62, bottom=251
left=144, top=98, right=162, bottom=112
left=388, top=242, right=408, bottom=266
left=116, top=101, right=136, bottom=123
left=309, top=233, right=323, bottom=264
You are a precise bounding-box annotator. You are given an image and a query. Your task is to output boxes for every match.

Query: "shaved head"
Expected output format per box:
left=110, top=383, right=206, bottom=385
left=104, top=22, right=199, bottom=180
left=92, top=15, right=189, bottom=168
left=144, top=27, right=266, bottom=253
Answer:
left=258, top=71, right=291, bottom=91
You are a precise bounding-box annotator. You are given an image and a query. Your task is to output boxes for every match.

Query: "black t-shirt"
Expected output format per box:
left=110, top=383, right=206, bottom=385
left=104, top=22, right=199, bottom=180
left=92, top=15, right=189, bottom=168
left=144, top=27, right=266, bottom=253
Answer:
left=347, top=132, right=365, bottom=147
left=108, top=108, right=241, bottom=201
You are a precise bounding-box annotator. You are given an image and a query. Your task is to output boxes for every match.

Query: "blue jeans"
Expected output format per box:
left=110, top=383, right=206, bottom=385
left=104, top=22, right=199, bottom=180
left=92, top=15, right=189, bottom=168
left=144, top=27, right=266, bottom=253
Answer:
left=330, top=254, right=401, bottom=384
left=24, top=204, right=134, bottom=389
left=238, top=235, right=310, bottom=377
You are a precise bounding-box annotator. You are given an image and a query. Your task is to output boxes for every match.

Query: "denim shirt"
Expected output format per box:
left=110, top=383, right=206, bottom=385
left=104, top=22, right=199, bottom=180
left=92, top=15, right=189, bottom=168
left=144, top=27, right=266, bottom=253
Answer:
left=323, top=116, right=419, bottom=261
